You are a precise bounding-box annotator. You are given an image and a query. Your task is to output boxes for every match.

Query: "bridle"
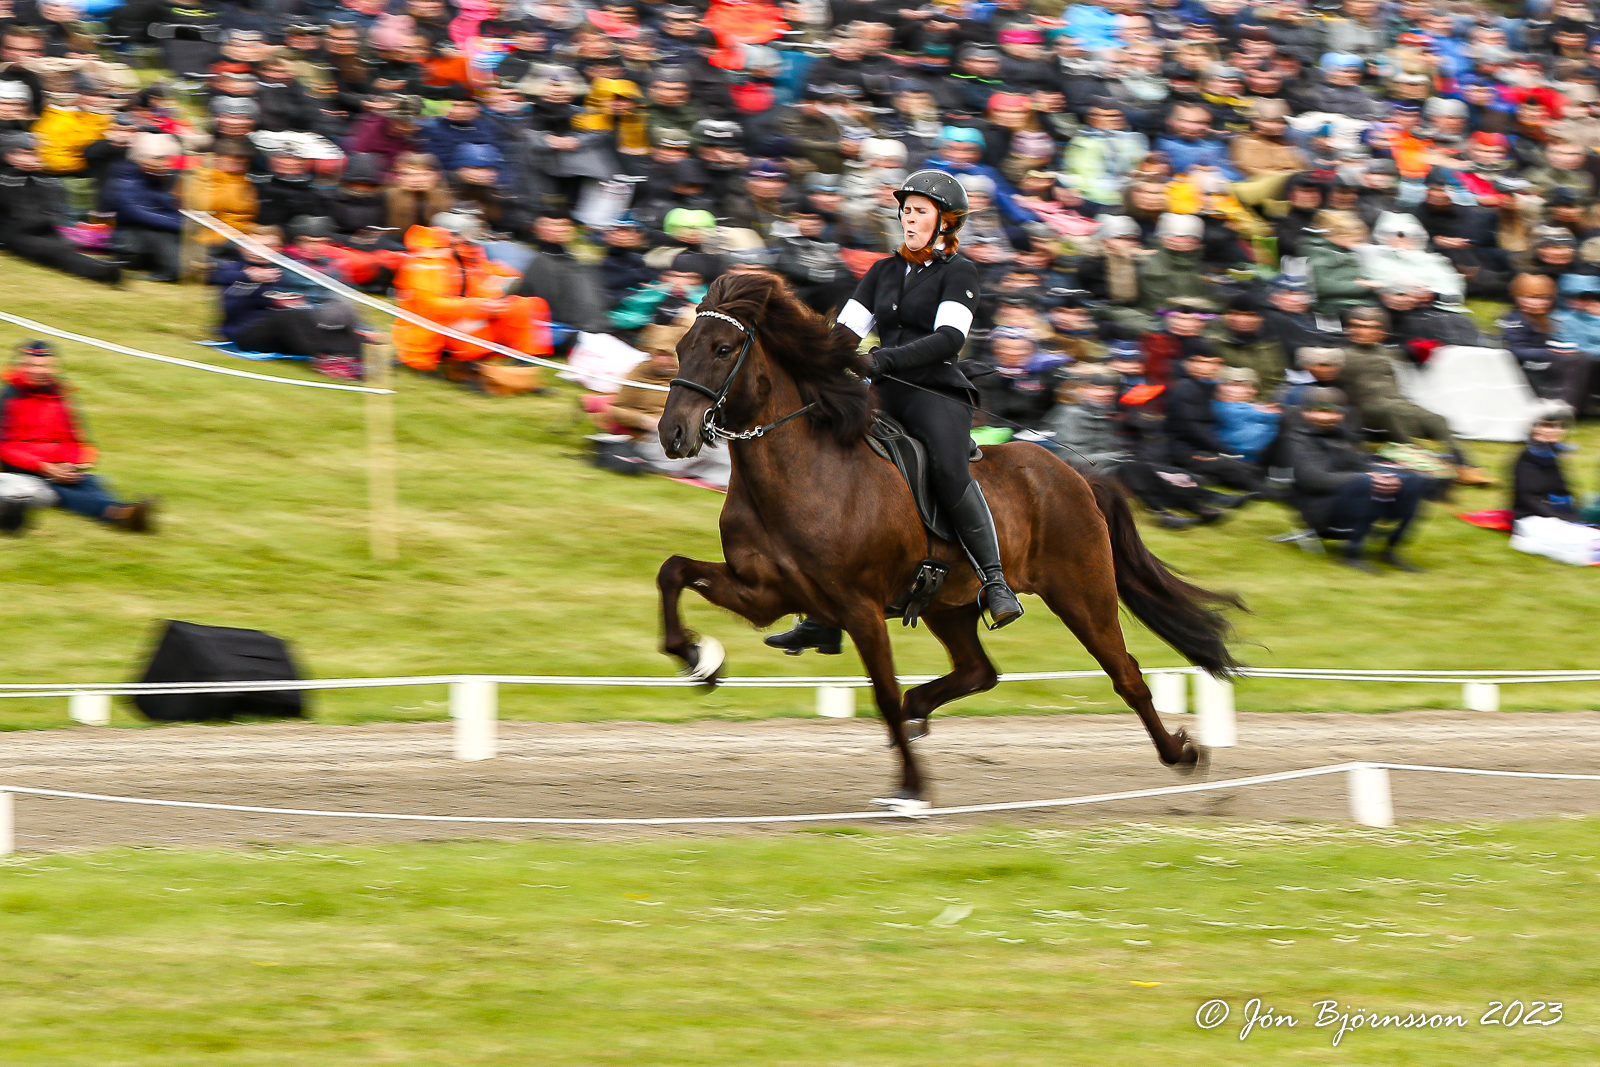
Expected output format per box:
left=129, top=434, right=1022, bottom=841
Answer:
left=668, top=310, right=817, bottom=442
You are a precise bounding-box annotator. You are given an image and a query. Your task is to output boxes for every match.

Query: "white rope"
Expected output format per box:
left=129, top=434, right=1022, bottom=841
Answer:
left=2, top=762, right=1597, bottom=826
left=2, top=665, right=1597, bottom=699
left=181, top=210, right=671, bottom=393
left=0, top=311, right=393, bottom=395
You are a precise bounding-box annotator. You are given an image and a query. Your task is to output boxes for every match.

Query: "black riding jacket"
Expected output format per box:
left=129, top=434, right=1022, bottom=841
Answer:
left=840, top=250, right=981, bottom=394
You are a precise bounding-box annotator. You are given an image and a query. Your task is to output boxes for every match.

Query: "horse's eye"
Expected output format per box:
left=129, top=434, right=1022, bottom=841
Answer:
left=717, top=344, right=732, bottom=357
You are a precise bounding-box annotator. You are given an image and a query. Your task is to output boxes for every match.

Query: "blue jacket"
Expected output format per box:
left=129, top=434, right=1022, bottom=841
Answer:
left=423, top=116, right=510, bottom=179
left=105, top=158, right=181, bottom=232
left=1152, top=134, right=1241, bottom=180
left=1497, top=308, right=1553, bottom=366
left=207, top=259, right=276, bottom=344
left=1063, top=3, right=1123, bottom=49
left=1552, top=306, right=1600, bottom=354
left=1213, top=400, right=1281, bottom=462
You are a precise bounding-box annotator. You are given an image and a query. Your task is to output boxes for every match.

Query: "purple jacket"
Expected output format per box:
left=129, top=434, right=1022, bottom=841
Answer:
left=343, top=114, right=421, bottom=178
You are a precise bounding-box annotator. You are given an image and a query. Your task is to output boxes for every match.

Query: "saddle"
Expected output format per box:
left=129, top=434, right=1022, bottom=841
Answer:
left=865, top=413, right=982, bottom=628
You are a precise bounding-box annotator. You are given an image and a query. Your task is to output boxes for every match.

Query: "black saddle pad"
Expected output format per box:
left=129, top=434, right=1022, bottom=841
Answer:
left=867, top=413, right=957, bottom=543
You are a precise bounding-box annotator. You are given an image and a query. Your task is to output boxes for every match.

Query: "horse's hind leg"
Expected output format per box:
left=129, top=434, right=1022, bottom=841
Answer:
left=657, top=555, right=788, bottom=683
left=900, top=604, right=999, bottom=741
left=1038, top=574, right=1198, bottom=768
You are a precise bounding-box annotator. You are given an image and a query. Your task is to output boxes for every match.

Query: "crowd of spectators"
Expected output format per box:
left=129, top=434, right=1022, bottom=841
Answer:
left=3, top=0, right=1600, bottom=559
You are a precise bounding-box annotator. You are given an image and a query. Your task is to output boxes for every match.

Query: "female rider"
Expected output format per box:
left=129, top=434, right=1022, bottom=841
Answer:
left=765, top=171, right=1025, bottom=656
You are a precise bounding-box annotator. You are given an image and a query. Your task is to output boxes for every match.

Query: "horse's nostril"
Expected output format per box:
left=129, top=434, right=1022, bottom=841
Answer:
left=671, top=425, right=684, bottom=453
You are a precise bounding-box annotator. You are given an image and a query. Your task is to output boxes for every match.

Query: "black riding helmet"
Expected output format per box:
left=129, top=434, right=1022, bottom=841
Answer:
left=893, top=169, right=970, bottom=235
left=18, top=339, right=56, bottom=358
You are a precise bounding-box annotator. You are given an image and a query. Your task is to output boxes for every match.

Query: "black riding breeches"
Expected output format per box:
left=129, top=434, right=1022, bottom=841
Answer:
left=236, top=308, right=361, bottom=359
left=876, top=377, right=974, bottom=511
left=5, top=232, right=121, bottom=284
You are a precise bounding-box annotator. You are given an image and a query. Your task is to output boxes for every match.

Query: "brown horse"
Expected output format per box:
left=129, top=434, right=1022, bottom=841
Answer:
left=656, top=272, right=1242, bottom=807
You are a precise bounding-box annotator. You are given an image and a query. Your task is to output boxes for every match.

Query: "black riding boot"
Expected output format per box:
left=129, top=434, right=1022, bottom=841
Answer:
left=763, top=616, right=844, bottom=655
left=949, top=482, right=1024, bottom=629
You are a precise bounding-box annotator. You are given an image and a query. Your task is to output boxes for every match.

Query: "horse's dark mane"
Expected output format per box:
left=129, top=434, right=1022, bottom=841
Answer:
left=704, top=272, right=873, bottom=447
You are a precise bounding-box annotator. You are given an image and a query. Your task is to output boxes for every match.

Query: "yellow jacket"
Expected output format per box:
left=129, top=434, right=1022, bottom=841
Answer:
left=185, top=167, right=259, bottom=243
left=33, top=108, right=112, bottom=174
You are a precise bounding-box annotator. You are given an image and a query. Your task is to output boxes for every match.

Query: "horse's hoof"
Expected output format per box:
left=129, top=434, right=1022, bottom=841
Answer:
left=904, top=717, right=929, bottom=743
left=679, top=635, right=725, bottom=691
left=870, top=789, right=931, bottom=815
left=1167, top=730, right=1208, bottom=777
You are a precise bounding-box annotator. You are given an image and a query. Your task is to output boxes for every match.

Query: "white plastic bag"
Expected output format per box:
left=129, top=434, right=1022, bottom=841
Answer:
left=1509, top=516, right=1600, bottom=566
left=564, top=331, right=647, bottom=393
left=0, top=472, right=59, bottom=506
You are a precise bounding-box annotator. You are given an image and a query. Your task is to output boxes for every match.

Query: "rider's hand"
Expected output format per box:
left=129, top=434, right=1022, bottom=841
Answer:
left=859, top=348, right=884, bottom=378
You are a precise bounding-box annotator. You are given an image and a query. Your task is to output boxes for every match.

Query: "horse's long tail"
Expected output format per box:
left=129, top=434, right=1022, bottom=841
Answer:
left=1087, top=475, right=1245, bottom=676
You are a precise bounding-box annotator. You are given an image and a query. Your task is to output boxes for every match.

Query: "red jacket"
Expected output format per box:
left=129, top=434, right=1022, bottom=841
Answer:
left=0, top=372, right=97, bottom=471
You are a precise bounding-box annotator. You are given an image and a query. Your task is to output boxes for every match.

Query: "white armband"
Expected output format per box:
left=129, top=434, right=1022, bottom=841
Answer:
left=933, top=300, right=974, bottom=337
left=837, top=299, right=876, bottom=338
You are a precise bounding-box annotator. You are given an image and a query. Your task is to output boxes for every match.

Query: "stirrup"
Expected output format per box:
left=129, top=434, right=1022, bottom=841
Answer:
left=980, top=580, right=1024, bottom=631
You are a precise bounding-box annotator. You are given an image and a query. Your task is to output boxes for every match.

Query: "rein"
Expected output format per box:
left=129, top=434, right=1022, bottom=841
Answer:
left=669, top=310, right=817, bottom=442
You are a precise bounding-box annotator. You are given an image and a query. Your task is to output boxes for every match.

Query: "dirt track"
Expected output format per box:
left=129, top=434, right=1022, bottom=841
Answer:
left=5, top=711, right=1600, bottom=852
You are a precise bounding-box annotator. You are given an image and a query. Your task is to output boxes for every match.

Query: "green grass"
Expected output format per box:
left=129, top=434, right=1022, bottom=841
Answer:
left=1, top=819, right=1596, bottom=1064
left=2, top=257, right=1599, bottom=730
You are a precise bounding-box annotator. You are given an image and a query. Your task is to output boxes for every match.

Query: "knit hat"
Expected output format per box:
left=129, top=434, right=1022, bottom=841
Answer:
left=128, top=132, right=181, bottom=162
left=1296, top=347, right=1347, bottom=368
left=663, top=208, right=716, bottom=235
left=1156, top=212, right=1204, bottom=239
left=939, top=125, right=986, bottom=146
left=1302, top=386, right=1348, bottom=409
left=1096, top=214, right=1141, bottom=240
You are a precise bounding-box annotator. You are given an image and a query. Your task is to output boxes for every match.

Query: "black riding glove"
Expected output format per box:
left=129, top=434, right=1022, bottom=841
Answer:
left=866, top=326, right=967, bottom=378
left=859, top=348, right=885, bottom=378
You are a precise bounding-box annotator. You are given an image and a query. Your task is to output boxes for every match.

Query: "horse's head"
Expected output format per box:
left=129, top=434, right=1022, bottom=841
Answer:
left=659, top=273, right=779, bottom=458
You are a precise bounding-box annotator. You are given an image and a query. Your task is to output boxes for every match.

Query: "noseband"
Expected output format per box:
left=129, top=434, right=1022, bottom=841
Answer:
left=669, top=310, right=816, bottom=442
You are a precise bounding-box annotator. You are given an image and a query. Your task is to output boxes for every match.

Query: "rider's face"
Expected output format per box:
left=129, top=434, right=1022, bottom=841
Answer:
left=899, top=193, right=940, bottom=251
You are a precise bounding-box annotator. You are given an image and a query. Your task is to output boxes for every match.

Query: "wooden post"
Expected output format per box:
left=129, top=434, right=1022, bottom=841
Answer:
left=365, top=343, right=398, bottom=561
left=1463, top=682, right=1499, bottom=712
left=0, top=791, right=12, bottom=856
left=69, top=692, right=111, bottom=726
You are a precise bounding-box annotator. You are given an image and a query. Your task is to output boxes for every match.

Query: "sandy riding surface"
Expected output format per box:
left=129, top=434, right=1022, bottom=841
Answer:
left=5, top=711, right=1600, bottom=852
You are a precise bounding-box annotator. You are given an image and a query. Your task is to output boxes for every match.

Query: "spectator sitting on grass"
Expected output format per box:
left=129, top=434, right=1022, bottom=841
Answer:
left=609, top=255, right=710, bottom=332
left=1286, top=385, right=1427, bottom=573
left=0, top=341, right=153, bottom=534
left=1511, top=410, right=1583, bottom=522
left=608, top=323, right=731, bottom=487
left=1043, top=373, right=1233, bottom=529
left=1212, top=367, right=1281, bottom=463
left=1341, top=306, right=1493, bottom=485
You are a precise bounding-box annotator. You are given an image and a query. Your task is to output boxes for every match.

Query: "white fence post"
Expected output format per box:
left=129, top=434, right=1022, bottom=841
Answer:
left=815, top=685, right=855, bottom=718
left=1149, top=672, right=1188, bottom=715
left=0, top=791, right=12, bottom=856
left=69, top=692, right=111, bottom=727
left=1193, top=673, right=1236, bottom=747
left=1463, top=682, right=1500, bottom=712
left=1347, top=764, right=1395, bottom=828
left=450, top=679, right=497, bottom=761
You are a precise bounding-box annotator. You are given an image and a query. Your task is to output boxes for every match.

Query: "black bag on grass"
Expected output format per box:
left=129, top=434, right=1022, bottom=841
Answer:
left=133, top=620, right=307, bottom=722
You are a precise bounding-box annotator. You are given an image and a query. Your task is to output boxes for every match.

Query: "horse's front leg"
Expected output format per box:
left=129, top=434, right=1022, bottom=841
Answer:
left=840, top=606, right=927, bottom=808
left=657, top=554, right=790, bottom=685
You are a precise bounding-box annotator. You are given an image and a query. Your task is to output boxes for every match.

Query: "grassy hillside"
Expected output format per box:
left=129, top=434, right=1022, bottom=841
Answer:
left=1, top=257, right=1597, bottom=729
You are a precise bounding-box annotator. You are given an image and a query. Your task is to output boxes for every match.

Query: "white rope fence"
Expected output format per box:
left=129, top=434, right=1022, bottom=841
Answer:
left=0, top=310, right=392, bottom=395
left=4, top=666, right=1597, bottom=762
left=4, top=761, right=1600, bottom=853
left=181, top=211, right=671, bottom=392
